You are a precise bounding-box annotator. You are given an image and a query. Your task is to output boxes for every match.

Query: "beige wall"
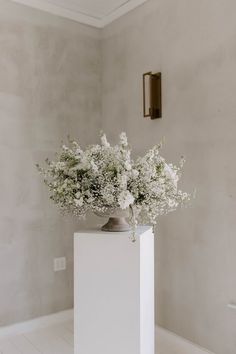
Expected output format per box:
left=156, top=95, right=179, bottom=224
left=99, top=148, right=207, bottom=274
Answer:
left=0, top=0, right=101, bottom=325
left=1, top=0, right=236, bottom=353
left=101, top=1, right=236, bottom=354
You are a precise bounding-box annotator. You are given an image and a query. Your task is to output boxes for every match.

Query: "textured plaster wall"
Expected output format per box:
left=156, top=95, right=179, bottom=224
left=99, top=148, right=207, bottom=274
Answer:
left=1, top=0, right=235, bottom=353
left=101, top=1, right=236, bottom=354
left=0, top=0, right=101, bottom=325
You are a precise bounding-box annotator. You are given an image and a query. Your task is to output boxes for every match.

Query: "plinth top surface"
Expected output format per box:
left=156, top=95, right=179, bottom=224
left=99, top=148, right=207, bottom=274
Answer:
left=74, top=225, right=152, bottom=237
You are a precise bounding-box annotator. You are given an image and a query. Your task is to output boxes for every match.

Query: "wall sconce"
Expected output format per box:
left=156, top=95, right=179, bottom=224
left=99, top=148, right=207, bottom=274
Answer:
left=143, top=72, right=162, bottom=119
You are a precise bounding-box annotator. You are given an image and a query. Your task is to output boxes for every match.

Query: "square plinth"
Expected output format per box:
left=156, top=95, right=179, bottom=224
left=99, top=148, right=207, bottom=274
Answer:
left=74, top=226, right=154, bottom=354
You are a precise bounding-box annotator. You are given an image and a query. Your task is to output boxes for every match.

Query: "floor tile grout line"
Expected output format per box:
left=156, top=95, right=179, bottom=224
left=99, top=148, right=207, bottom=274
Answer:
left=52, top=328, right=74, bottom=348
left=9, top=337, right=24, bottom=354
left=22, top=334, right=42, bottom=353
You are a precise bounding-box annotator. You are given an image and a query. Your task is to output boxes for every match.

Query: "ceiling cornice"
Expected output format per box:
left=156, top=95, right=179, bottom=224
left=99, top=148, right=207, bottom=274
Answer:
left=10, top=0, right=148, bottom=28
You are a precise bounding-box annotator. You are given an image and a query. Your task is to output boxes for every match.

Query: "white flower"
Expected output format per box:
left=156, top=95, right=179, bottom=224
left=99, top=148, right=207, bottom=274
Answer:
left=75, top=197, right=83, bottom=207
left=149, top=182, right=163, bottom=195
left=100, top=133, right=110, bottom=147
left=118, top=191, right=134, bottom=209
left=56, top=162, right=66, bottom=170
left=124, top=161, right=132, bottom=171
left=77, top=156, right=90, bottom=170
left=75, top=191, right=81, bottom=199
left=120, top=132, right=128, bottom=147
left=164, top=163, right=179, bottom=187
left=101, top=184, right=115, bottom=204
left=118, top=174, right=128, bottom=189
left=90, top=160, right=98, bottom=172
left=38, top=131, right=190, bottom=231
left=131, top=169, right=139, bottom=178
left=168, top=199, right=177, bottom=208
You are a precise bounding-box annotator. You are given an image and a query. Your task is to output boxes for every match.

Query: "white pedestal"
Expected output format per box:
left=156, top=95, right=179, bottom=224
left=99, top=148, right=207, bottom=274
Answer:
left=74, top=226, right=154, bottom=354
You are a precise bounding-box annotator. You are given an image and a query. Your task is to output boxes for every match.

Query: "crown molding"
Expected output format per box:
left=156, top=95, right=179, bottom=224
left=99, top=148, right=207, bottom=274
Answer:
left=10, top=0, right=148, bottom=28
left=102, top=0, right=148, bottom=27
left=10, top=0, right=103, bottom=27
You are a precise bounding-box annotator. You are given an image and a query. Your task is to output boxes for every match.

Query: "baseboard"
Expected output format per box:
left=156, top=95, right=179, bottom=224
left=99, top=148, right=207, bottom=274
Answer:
left=0, top=309, right=73, bottom=340
left=156, top=326, right=215, bottom=354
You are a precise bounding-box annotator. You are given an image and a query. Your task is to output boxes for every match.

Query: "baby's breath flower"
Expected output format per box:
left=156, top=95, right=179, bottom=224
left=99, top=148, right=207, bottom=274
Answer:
left=100, top=133, right=110, bottom=147
left=37, top=132, right=191, bottom=240
left=120, top=132, right=128, bottom=147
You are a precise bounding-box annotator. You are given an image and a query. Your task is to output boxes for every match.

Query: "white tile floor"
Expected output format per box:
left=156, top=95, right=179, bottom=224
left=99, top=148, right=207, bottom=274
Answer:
left=0, top=321, right=73, bottom=354
left=0, top=320, right=212, bottom=354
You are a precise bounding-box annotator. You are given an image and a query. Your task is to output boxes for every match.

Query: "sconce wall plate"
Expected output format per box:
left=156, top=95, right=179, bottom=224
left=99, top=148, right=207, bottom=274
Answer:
left=143, top=71, right=162, bottom=119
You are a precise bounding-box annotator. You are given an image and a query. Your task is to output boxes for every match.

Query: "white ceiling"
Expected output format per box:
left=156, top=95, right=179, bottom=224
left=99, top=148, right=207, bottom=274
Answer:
left=11, top=0, right=148, bottom=27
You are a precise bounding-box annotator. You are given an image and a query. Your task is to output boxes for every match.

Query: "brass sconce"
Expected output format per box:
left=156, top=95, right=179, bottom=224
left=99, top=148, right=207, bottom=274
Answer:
left=143, top=72, right=162, bottom=119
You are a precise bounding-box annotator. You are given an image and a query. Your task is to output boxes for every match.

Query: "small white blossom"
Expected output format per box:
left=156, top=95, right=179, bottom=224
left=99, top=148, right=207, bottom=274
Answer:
left=131, top=169, right=139, bottom=178
left=164, top=163, right=179, bottom=187
left=124, top=161, right=132, bottom=171
left=100, top=133, right=110, bottom=147
left=90, top=160, right=98, bottom=172
left=75, top=197, right=83, bottom=207
left=120, top=132, right=128, bottom=147
left=118, top=191, right=134, bottom=209
left=118, top=174, right=128, bottom=189
left=75, top=191, right=81, bottom=199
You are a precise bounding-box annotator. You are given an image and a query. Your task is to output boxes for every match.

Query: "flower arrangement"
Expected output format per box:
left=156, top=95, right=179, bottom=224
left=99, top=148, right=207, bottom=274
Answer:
left=37, top=132, right=190, bottom=241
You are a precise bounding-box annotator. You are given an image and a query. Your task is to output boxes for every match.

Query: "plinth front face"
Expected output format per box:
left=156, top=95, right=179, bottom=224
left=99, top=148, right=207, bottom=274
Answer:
left=74, top=226, right=154, bottom=354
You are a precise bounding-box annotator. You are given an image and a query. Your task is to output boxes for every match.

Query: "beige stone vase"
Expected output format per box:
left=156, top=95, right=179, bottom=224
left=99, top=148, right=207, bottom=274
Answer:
left=95, top=208, right=131, bottom=232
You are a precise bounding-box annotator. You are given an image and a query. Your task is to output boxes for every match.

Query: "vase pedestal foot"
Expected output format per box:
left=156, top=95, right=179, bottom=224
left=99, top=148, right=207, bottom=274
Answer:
left=101, top=217, right=131, bottom=232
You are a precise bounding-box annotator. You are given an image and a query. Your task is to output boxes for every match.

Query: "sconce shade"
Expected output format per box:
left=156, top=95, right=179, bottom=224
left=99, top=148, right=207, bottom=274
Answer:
left=143, top=72, right=162, bottom=119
